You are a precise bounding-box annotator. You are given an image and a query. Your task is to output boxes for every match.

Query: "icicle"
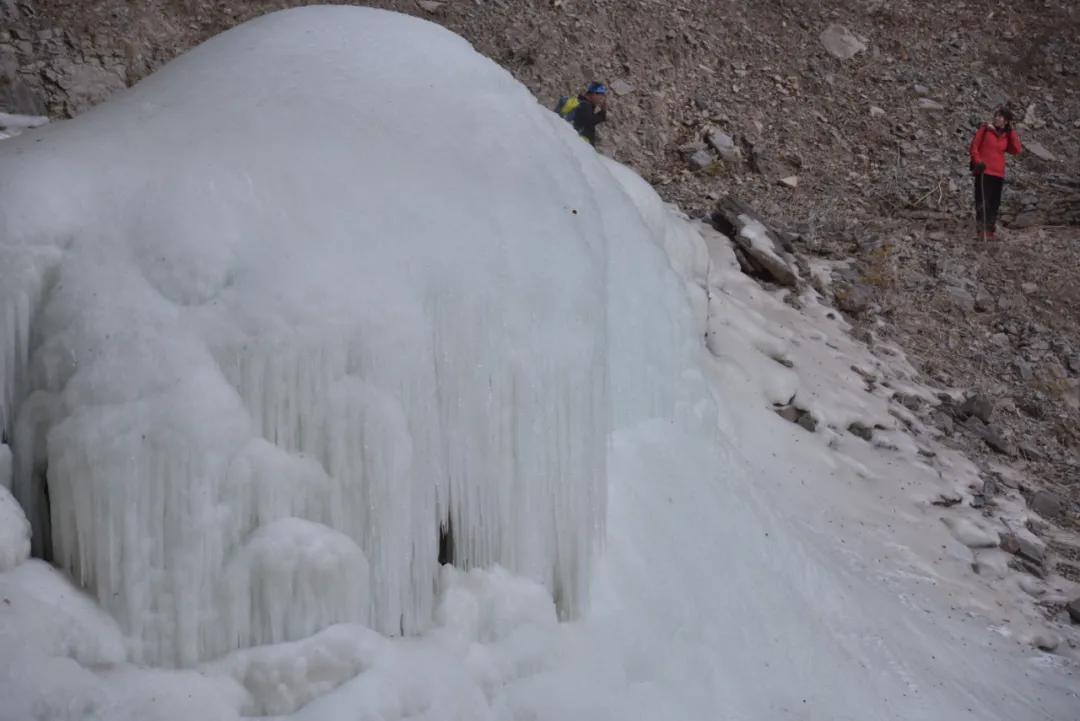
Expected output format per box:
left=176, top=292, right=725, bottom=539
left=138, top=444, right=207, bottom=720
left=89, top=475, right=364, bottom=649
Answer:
left=0, top=481, right=31, bottom=571
left=0, top=443, right=10, bottom=492
left=221, top=518, right=370, bottom=652
left=0, top=278, right=43, bottom=445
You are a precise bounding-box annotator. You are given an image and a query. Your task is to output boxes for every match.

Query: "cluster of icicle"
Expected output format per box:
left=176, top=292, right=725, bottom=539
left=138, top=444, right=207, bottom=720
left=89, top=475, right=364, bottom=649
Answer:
left=0, top=256, right=605, bottom=666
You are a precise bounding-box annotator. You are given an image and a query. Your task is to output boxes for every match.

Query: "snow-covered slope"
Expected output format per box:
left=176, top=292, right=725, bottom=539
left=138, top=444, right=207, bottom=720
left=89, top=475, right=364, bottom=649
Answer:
left=0, top=6, right=1076, bottom=720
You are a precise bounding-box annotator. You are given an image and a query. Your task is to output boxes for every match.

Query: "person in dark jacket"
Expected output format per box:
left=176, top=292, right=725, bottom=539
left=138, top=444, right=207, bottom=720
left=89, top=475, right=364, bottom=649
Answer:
left=556, top=82, right=608, bottom=146
left=969, top=107, right=1022, bottom=240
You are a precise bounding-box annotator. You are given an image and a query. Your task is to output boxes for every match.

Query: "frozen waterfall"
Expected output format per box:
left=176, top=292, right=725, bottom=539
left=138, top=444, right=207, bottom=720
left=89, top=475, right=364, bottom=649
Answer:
left=0, top=7, right=705, bottom=667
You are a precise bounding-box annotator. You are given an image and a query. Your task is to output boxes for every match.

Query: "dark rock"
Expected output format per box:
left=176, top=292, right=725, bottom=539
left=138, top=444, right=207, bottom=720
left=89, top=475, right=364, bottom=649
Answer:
left=835, top=282, right=873, bottom=315
left=775, top=404, right=818, bottom=433
left=1030, top=490, right=1064, bottom=520
left=848, top=421, right=873, bottom=441
left=980, top=424, right=1016, bottom=456
left=1067, top=597, right=1080, bottom=624
left=957, top=393, right=994, bottom=423
left=797, top=412, right=819, bottom=432
left=776, top=405, right=801, bottom=423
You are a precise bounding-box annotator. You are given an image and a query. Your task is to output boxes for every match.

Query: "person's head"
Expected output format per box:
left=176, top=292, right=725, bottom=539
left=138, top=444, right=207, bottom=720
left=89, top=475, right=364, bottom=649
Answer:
left=994, top=107, right=1014, bottom=128
left=584, top=81, right=607, bottom=104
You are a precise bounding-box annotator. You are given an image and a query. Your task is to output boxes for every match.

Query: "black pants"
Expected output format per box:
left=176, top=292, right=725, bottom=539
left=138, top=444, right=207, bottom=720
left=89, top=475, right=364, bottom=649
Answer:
left=973, top=174, right=1004, bottom=231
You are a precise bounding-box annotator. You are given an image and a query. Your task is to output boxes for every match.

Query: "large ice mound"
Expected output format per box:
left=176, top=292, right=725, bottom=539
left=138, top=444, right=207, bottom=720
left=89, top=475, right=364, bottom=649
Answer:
left=0, top=7, right=704, bottom=666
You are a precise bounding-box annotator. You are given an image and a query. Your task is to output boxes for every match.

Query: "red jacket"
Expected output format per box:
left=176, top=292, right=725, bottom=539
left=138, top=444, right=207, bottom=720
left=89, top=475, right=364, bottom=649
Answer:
left=969, top=124, right=1021, bottom=178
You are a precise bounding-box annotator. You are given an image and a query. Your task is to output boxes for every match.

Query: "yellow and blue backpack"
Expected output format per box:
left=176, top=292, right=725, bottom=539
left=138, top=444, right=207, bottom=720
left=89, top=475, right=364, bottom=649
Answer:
left=554, top=95, right=581, bottom=124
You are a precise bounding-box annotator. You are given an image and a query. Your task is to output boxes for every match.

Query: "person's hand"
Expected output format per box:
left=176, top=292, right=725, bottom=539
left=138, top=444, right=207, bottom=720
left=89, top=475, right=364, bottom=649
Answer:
left=973, top=162, right=986, bottom=175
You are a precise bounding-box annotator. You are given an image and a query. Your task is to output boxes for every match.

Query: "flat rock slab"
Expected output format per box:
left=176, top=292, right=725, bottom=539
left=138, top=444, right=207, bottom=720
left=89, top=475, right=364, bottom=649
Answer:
left=689, top=149, right=715, bottom=171
left=1025, top=140, right=1057, bottom=162
left=711, top=198, right=799, bottom=288
left=820, top=24, right=866, bottom=60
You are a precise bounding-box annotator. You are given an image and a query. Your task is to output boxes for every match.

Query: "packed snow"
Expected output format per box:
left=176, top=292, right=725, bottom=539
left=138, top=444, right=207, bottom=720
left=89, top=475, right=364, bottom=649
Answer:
left=0, top=6, right=1077, bottom=721
left=0, top=111, right=48, bottom=140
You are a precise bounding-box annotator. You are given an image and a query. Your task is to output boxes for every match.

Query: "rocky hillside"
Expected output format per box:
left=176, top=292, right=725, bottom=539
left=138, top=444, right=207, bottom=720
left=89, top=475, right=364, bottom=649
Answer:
left=4, top=1, right=1078, bottom=214
left=2, top=0, right=1079, bottom=604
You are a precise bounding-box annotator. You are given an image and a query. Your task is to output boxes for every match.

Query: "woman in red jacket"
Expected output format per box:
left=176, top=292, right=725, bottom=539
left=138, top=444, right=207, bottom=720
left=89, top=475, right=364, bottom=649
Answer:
left=969, top=107, right=1022, bottom=240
